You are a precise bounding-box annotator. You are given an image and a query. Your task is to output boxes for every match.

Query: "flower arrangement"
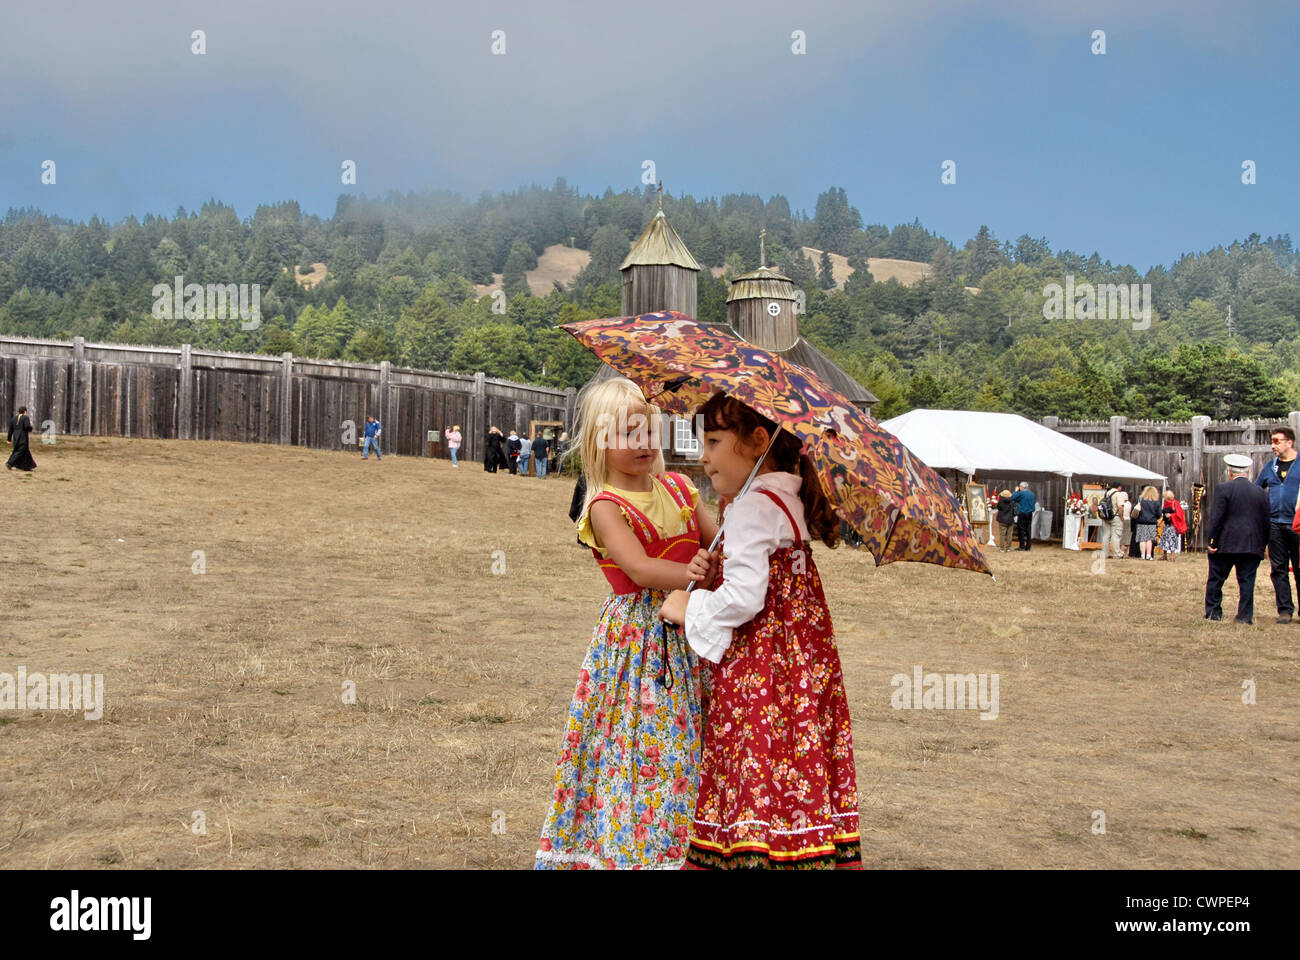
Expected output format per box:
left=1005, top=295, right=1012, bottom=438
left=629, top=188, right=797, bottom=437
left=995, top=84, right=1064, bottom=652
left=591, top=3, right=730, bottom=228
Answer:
left=1065, top=494, right=1089, bottom=517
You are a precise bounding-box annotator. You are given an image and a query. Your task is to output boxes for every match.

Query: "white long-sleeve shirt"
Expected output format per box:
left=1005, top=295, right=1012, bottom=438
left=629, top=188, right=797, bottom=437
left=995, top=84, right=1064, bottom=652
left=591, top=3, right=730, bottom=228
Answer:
left=684, top=471, right=809, bottom=664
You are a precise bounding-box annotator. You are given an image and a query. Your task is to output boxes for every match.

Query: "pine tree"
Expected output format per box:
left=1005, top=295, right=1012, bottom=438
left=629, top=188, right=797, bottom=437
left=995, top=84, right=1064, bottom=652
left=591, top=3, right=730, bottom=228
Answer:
left=967, top=226, right=1005, bottom=284
left=818, top=249, right=836, bottom=289
left=812, top=187, right=862, bottom=252
left=502, top=240, right=533, bottom=299
left=930, top=243, right=958, bottom=284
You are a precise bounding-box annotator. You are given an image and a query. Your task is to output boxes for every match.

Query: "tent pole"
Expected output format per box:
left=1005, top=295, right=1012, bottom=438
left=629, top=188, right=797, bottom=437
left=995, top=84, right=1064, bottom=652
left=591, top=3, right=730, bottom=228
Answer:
left=1064, top=472, right=1073, bottom=548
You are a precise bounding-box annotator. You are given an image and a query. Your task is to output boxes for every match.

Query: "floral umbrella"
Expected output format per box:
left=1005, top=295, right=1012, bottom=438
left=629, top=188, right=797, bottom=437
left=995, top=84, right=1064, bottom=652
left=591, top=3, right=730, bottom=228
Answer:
left=561, top=310, right=992, bottom=576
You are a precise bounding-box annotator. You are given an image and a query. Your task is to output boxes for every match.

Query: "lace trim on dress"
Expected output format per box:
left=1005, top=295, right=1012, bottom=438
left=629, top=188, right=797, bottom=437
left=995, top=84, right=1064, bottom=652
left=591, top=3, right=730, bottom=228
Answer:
left=534, top=848, right=686, bottom=869
left=692, top=812, right=859, bottom=836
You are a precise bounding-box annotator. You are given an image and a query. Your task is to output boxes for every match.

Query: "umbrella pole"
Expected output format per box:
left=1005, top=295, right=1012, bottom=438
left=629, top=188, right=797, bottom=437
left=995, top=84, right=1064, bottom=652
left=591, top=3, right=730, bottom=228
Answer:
left=688, top=428, right=782, bottom=593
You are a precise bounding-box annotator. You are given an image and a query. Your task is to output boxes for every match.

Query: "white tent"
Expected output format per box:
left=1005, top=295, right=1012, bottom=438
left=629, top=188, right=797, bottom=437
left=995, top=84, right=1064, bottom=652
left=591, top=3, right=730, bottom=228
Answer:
left=879, top=409, right=1165, bottom=483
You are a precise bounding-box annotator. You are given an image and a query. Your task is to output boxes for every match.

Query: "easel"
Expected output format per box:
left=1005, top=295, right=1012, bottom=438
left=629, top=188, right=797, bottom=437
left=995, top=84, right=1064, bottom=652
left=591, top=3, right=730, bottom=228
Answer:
left=529, top=419, right=563, bottom=441
left=1080, top=483, right=1105, bottom=549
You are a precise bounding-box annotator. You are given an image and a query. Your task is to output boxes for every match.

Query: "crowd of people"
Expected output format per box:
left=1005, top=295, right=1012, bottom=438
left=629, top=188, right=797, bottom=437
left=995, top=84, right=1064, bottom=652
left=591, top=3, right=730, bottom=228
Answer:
left=990, top=480, right=1187, bottom=558
left=481, top=425, right=569, bottom=478
left=1094, top=483, right=1187, bottom=561
left=984, top=425, right=1300, bottom=626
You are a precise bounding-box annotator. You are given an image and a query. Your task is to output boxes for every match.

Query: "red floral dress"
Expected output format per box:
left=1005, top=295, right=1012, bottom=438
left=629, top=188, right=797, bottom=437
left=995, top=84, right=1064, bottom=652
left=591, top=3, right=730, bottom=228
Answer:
left=685, top=490, right=861, bottom=869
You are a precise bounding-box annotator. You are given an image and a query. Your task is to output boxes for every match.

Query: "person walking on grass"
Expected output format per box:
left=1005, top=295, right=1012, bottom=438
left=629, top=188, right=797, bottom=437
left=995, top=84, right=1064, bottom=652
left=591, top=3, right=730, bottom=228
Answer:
left=1159, top=489, right=1186, bottom=561
left=518, top=432, right=533, bottom=477
left=533, top=431, right=550, bottom=478
left=362, top=415, right=382, bottom=460
left=995, top=489, right=1016, bottom=552
left=1256, top=427, right=1300, bottom=623
left=485, top=426, right=507, bottom=473
left=1010, top=481, right=1035, bottom=551
left=1206, top=454, right=1271, bottom=624
left=446, top=424, right=462, bottom=467
left=1133, top=486, right=1161, bottom=559
left=506, top=430, right=521, bottom=474
left=1120, top=486, right=1133, bottom=557
left=6, top=405, right=37, bottom=472
left=1105, top=484, right=1130, bottom=559
left=1133, top=481, right=1164, bottom=556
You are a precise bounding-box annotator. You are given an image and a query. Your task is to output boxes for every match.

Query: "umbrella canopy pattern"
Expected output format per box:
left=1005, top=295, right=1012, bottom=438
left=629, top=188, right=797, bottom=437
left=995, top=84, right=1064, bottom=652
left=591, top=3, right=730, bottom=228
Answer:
left=562, top=311, right=991, bottom=576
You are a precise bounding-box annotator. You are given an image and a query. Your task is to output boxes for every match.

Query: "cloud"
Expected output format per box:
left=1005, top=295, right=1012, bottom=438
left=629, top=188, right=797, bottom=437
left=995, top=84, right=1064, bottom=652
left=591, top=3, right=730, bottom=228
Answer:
left=1, top=0, right=1293, bottom=262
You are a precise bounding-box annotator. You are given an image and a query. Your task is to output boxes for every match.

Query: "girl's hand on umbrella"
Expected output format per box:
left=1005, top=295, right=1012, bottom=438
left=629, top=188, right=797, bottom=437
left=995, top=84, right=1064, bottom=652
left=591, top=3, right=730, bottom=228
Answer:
left=687, top=548, right=711, bottom=582
left=660, top=590, right=688, bottom=626
left=703, top=548, right=723, bottom=590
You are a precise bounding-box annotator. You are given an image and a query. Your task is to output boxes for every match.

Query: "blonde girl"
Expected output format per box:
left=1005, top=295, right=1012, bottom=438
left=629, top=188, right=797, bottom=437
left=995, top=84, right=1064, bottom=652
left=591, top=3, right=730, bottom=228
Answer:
left=535, top=377, right=717, bottom=869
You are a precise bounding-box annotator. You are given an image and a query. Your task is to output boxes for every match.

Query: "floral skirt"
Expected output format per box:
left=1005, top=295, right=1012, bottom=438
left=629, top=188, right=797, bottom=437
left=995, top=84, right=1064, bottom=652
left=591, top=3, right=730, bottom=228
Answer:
left=1136, top=522, right=1158, bottom=543
left=1158, top=524, right=1182, bottom=553
left=685, top=547, right=861, bottom=870
left=535, top=589, right=703, bottom=869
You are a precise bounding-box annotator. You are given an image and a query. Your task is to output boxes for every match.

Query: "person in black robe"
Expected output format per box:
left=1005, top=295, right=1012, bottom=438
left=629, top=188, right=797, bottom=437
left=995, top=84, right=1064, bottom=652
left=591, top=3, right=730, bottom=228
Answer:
left=505, top=430, right=521, bottom=474
left=6, top=406, right=37, bottom=472
left=484, top=426, right=507, bottom=473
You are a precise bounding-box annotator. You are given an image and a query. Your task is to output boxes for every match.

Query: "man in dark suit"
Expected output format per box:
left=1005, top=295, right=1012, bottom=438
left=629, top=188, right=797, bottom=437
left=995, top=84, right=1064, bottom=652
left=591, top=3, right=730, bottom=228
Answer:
left=1205, top=454, right=1272, bottom=624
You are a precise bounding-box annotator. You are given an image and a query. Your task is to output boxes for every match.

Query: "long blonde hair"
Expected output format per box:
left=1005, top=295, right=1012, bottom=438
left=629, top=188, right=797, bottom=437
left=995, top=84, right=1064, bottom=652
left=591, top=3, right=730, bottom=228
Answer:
left=1141, top=485, right=1160, bottom=501
left=573, top=377, right=665, bottom=519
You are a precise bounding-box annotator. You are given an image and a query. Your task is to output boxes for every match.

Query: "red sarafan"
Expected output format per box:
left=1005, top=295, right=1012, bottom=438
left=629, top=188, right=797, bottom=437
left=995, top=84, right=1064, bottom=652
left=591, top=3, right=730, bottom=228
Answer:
left=685, top=489, right=861, bottom=870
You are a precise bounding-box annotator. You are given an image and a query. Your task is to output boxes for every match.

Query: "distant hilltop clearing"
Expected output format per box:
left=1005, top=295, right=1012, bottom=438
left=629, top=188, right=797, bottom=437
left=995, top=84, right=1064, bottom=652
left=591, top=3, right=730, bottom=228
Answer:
left=466, top=244, right=939, bottom=299
left=473, top=244, right=594, bottom=298
left=293, top=262, right=328, bottom=289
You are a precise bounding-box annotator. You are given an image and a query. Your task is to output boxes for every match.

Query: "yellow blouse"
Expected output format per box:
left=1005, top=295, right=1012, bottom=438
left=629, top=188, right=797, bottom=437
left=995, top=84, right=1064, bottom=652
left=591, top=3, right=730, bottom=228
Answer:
left=577, top=474, right=702, bottom=557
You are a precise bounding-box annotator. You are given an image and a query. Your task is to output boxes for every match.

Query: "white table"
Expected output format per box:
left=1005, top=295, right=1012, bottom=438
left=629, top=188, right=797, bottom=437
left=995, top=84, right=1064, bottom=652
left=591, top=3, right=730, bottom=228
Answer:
left=1063, top=513, right=1082, bottom=550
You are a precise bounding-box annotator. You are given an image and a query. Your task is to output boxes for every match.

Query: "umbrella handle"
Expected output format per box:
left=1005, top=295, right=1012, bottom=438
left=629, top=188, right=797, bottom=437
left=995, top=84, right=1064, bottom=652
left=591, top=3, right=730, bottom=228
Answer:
left=685, top=526, right=723, bottom=596
left=682, top=428, right=779, bottom=595
left=660, top=428, right=781, bottom=632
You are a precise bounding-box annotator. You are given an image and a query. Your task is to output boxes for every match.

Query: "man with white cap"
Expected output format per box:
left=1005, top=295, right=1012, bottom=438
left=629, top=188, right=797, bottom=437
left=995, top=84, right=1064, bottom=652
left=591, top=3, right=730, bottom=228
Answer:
left=1205, top=454, right=1271, bottom=624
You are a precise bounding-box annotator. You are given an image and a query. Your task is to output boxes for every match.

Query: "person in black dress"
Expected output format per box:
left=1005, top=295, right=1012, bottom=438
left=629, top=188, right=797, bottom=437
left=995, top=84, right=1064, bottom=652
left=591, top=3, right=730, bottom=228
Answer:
left=484, top=426, right=507, bottom=473
left=505, top=430, right=521, bottom=474
left=6, top=406, right=37, bottom=471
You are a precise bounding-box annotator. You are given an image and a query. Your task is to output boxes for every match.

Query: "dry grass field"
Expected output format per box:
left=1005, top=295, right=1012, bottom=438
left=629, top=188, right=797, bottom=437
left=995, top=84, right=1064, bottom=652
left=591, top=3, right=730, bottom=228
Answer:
left=461, top=241, right=945, bottom=300
left=293, top=262, right=328, bottom=290
left=711, top=252, right=939, bottom=291
left=1, top=437, right=1296, bottom=869
left=473, top=244, right=592, bottom=299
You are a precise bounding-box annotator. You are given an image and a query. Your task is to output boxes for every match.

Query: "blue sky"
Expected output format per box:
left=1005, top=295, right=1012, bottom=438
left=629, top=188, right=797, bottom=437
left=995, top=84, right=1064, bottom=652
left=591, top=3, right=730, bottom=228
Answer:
left=1, top=0, right=1295, bottom=272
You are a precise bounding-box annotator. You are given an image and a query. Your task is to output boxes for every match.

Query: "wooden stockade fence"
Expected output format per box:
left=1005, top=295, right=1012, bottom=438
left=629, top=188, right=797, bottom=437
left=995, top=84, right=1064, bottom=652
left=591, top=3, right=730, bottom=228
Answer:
left=6, top=334, right=1297, bottom=549
left=0, top=336, right=574, bottom=463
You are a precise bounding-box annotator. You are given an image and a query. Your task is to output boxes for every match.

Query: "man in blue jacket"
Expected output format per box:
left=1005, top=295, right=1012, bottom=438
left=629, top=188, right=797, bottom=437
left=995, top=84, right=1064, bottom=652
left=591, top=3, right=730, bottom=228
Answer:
left=1010, top=481, right=1036, bottom=551
left=1255, top=426, right=1300, bottom=622
left=362, top=415, right=382, bottom=460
